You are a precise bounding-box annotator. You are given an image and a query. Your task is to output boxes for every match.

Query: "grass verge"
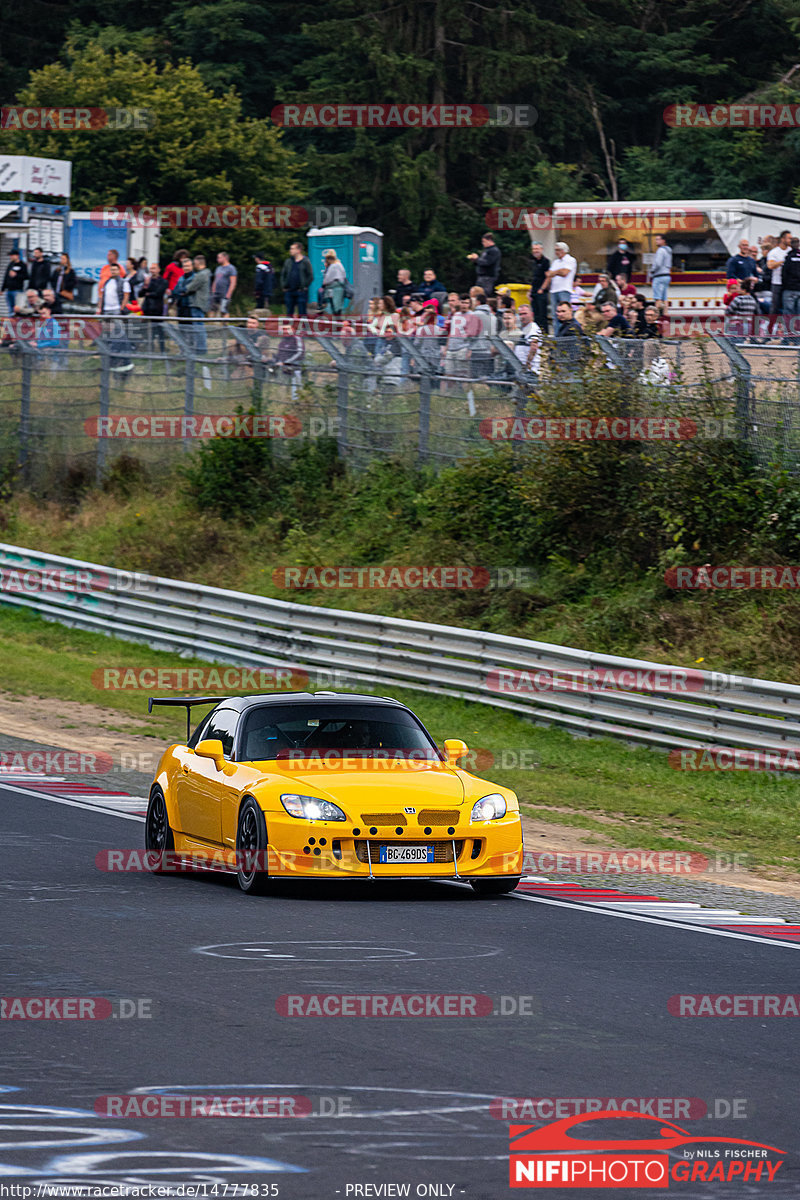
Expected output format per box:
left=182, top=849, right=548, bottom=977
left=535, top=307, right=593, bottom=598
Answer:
left=2, top=604, right=799, bottom=875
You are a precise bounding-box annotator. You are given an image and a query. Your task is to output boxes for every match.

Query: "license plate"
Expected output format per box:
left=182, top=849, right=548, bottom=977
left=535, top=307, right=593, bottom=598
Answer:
left=379, top=844, right=435, bottom=864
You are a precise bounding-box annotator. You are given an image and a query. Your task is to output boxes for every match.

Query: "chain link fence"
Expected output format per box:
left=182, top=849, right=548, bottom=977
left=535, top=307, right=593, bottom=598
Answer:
left=0, top=315, right=795, bottom=490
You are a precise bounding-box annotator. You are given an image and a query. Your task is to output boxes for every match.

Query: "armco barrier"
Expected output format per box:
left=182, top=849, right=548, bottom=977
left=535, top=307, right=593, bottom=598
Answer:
left=1, top=542, right=799, bottom=756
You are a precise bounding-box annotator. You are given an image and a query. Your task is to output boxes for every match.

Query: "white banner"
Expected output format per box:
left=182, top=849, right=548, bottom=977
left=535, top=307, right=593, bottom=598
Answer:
left=0, top=155, right=71, bottom=197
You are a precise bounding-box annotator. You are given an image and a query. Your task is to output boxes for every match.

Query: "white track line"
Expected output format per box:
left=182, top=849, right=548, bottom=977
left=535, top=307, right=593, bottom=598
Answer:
left=4, top=781, right=799, bottom=948
left=511, top=890, right=800, bottom=950
left=0, top=779, right=145, bottom=822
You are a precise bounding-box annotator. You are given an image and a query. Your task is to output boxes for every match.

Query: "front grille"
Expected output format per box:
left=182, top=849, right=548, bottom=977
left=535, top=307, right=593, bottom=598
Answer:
left=355, top=840, right=464, bottom=864
left=417, top=810, right=459, bottom=826
left=360, top=812, right=407, bottom=826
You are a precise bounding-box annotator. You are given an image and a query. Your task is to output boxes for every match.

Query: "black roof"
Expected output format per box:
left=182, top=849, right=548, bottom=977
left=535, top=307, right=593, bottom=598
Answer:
left=216, top=692, right=409, bottom=712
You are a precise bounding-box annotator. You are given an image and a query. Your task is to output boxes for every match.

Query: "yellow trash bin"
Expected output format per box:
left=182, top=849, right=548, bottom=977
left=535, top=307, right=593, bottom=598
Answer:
left=495, top=282, right=531, bottom=307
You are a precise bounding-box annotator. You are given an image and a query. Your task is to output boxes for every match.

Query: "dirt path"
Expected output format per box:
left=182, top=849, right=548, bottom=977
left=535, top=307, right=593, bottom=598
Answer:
left=3, top=688, right=800, bottom=902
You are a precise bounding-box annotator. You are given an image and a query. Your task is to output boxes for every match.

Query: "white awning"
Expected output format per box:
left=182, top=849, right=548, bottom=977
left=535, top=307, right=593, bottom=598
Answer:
left=0, top=206, right=22, bottom=223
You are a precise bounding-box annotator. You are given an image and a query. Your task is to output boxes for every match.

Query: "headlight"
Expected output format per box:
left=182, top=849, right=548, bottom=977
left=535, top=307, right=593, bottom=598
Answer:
left=470, top=793, right=507, bottom=822
left=280, top=793, right=346, bottom=822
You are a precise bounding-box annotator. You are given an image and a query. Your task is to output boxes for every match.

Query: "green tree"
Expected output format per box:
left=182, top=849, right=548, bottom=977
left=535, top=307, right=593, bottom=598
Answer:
left=4, top=40, right=305, bottom=265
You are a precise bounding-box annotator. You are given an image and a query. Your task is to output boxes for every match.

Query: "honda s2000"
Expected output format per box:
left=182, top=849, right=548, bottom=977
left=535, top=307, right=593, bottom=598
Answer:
left=144, top=691, right=523, bottom=895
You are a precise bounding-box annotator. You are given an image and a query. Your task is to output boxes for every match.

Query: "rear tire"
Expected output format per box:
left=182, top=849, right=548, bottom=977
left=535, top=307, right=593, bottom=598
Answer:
left=236, top=797, right=271, bottom=894
left=144, top=787, right=174, bottom=873
left=470, top=876, right=521, bottom=896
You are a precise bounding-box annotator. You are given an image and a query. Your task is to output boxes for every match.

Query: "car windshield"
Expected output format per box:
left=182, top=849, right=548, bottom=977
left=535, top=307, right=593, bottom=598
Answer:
left=239, top=703, right=441, bottom=762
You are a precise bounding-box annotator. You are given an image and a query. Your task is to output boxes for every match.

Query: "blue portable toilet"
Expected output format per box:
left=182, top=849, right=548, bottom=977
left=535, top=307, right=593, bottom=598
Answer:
left=308, top=226, right=382, bottom=314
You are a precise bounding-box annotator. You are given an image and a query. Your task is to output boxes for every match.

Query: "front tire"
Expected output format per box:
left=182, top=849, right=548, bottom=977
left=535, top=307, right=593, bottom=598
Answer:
left=236, top=797, right=271, bottom=894
left=470, top=876, right=521, bottom=896
left=144, top=787, right=174, bottom=873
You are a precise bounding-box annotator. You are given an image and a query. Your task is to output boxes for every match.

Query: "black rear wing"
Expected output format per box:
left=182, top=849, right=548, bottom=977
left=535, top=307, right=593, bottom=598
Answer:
left=148, top=695, right=223, bottom=743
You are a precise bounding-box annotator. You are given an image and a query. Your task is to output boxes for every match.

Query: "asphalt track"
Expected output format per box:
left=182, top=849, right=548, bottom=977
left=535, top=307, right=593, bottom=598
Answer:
left=1, top=780, right=799, bottom=1199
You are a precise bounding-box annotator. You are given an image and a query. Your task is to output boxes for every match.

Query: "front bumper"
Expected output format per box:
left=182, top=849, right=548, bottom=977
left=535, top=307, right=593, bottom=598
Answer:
left=260, top=811, right=523, bottom=879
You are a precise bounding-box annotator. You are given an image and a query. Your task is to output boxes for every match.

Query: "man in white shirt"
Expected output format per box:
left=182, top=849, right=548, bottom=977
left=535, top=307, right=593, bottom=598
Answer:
left=512, top=303, right=542, bottom=375
left=98, top=263, right=130, bottom=315
left=544, top=241, right=577, bottom=332
left=767, top=229, right=791, bottom=314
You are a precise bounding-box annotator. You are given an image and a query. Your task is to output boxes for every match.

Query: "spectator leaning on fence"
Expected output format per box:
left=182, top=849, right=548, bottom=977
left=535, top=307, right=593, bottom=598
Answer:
left=648, top=233, right=672, bottom=309
left=1, top=249, right=28, bottom=314
left=554, top=299, right=586, bottom=338
left=186, top=253, right=211, bottom=354
left=724, top=277, right=760, bottom=337
left=767, top=229, right=791, bottom=314
left=598, top=300, right=628, bottom=336
left=512, top=303, right=542, bottom=375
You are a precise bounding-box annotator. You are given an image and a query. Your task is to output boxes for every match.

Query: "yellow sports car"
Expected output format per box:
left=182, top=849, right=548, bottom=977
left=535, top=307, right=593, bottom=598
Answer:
left=145, top=692, right=523, bottom=895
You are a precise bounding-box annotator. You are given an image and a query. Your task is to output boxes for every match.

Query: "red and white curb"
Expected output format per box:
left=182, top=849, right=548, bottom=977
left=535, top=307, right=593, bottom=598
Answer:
left=0, top=771, right=147, bottom=817
left=518, top=875, right=800, bottom=944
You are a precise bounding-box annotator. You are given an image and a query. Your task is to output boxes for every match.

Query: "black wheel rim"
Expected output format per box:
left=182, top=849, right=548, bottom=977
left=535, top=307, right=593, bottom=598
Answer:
left=147, top=793, right=167, bottom=850
left=238, top=807, right=259, bottom=883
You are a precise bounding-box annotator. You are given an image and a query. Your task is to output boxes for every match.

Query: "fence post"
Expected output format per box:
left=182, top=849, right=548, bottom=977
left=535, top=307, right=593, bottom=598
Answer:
left=18, top=348, right=33, bottom=484
left=336, top=360, right=349, bottom=458
left=709, top=333, right=752, bottom=441
left=96, top=343, right=111, bottom=484
left=184, top=356, right=195, bottom=451
left=418, top=371, right=431, bottom=465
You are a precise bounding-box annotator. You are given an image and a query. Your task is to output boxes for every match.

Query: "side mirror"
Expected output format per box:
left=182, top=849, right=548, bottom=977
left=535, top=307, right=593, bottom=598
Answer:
left=195, top=738, right=225, bottom=769
left=443, top=738, right=468, bottom=767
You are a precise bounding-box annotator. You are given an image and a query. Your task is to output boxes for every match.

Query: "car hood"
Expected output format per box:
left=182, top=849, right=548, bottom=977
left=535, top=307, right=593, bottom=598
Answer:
left=252, top=759, right=466, bottom=806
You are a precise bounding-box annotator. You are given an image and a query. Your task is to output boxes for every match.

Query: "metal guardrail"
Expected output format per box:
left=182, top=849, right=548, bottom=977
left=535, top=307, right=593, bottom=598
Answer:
left=0, top=542, right=798, bottom=757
